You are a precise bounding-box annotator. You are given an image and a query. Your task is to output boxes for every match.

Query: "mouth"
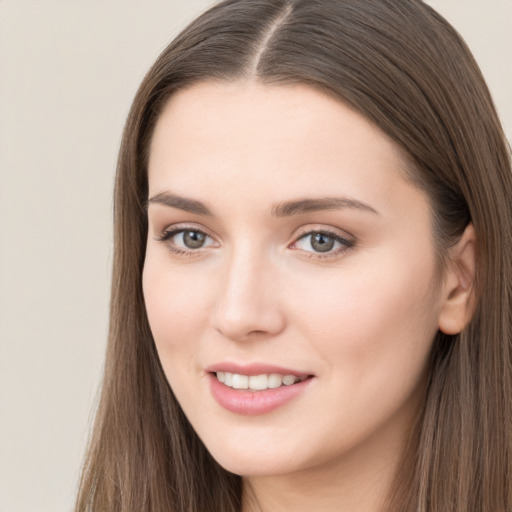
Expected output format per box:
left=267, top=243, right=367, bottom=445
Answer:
left=206, top=365, right=315, bottom=415
left=214, top=371, right=310, bottom=391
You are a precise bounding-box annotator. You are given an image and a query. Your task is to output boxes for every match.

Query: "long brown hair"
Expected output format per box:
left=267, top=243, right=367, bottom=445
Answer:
left=76, top=1, right=512, bottom=510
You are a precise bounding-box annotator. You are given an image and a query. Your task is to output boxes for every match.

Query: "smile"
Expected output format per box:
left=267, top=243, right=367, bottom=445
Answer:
left=207, top=365, right=314, bottom=415
left=215, top=372, right=307, bottom=391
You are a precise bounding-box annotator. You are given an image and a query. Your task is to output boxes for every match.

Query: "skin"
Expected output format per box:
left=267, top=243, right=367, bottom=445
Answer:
left=143, top=81, right=476, bottom=512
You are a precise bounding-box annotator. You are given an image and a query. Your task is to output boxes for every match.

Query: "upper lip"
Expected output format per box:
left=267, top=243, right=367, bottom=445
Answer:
left=205, top=362, right=313, bottom=377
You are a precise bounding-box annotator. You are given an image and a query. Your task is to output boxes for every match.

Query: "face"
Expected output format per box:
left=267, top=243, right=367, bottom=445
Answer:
left=143, top=81, right=445, bottom=478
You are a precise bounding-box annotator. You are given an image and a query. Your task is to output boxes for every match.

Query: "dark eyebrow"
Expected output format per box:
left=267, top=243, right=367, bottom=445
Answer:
left=146, top=192, right=213, bottom=216
left=271, top=196, right=379, bottom=217
left=147, top=192, right=378, bottom=217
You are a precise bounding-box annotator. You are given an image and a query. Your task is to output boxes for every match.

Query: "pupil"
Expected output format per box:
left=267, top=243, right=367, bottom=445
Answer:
left=183, top=231, right=205, bottom=249
left=311, top=233, right=334, bottom=253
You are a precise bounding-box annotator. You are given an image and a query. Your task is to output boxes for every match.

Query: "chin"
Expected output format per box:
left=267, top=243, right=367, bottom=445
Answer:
left=212, top=453, right=296, bottom=477
left=201, top=433, right=312, bottom=477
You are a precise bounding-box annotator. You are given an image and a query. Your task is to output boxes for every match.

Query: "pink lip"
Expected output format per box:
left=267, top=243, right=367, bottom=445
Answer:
left=206, top=363, right=315, bottom=416
left=205, top=362, right=311, bottom=377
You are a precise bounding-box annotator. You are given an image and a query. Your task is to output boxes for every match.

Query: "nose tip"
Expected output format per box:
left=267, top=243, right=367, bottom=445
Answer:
left=210, top=260, right=286, bottom=342
left=213, top=304, right=284, bottom=342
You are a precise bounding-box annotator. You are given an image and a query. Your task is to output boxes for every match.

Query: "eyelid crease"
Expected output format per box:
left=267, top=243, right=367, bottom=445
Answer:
left=295, top=230, right=354, bottom=245
left=155, top=221, right=216, bottom=238
left=291, top=223, right=355, bottom=243
left=156, top=225, right=215, bottom=243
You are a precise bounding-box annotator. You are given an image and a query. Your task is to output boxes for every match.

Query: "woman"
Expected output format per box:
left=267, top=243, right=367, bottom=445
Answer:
left=76, top=0, right=512, bottom=510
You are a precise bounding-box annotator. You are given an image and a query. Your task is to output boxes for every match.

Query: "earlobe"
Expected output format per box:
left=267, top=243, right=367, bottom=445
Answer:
left=438, top=224, right=477, bottom=335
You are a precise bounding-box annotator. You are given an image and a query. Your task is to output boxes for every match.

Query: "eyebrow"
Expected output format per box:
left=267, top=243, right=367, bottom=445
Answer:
left=146, top=192, right=378, bottom=217
left=147, top=192, right=213, bottom=215
left=271, top=196, right=379, bottom=217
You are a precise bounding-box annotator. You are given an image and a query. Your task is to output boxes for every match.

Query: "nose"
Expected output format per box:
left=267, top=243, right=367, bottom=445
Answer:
left=210, top=248, right=286, bottom=342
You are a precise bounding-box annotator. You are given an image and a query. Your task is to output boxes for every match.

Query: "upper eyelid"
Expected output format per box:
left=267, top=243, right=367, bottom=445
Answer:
left=291, top=231, right=354, bottom=250
left=158, top=224, right=352, bottom=236
left=291, top=224, right=355, bottom=241
left=294, top=231, right=352, bottom=244
left=157, top=222, right=217, bottom=239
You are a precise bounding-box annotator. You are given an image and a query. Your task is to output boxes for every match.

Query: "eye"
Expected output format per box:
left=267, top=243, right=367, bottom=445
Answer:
left=292, top=230, right=354, bottom=256
left=157, top=227, right=217, bottom=254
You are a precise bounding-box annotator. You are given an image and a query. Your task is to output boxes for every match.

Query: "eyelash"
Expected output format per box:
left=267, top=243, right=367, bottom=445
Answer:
left=155, top=226, right=216, bottom=257
left=155, top=226, right=355, bottom=259
left=291, top=230, right=355, bottom=259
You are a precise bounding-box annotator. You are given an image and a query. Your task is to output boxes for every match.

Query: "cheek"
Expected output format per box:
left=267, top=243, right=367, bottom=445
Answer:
left=142, top=254, right=213, bottom=359
left=142, top=255, right=218, bottom=415
left=285, top=253, right=440, bottom=389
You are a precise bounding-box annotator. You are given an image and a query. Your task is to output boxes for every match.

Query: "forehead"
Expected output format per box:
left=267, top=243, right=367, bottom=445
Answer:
left=150, top=80, right=404, bottom=165
left=147, top=80, right=420, bottom=218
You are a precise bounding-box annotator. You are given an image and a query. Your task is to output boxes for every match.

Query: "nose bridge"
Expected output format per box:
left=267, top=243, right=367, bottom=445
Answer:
left=211, top=241, right=285, bottom=341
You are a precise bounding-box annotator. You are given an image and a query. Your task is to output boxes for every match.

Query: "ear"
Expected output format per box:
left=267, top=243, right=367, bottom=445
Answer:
left=438, top=223, right=477, bottom=335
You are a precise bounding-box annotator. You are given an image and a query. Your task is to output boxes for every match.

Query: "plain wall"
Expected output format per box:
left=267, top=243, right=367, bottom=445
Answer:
left=0, top=1, right=510, bottom=511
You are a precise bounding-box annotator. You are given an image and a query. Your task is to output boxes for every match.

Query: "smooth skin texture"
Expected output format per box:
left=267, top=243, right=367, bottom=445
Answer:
left=143, top=81, right=476, bottom=512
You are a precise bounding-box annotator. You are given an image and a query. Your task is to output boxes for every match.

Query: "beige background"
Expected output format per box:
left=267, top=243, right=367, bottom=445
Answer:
left=0, top=1, right=510, bottom=511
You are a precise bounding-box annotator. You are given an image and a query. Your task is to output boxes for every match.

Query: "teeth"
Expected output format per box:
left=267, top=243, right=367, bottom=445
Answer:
left=282, top=375, right=296, bottom=386
left=215, top=372, right=304, bottom=391
left=232, top=374, right=249, bottom=389
left=268, top=373, right=283, bottom=388
left=249, top=374, right=268, bottom=390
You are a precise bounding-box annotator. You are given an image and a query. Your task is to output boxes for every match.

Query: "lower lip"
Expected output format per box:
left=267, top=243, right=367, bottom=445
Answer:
left=208, top=373, right=313, bottom=416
